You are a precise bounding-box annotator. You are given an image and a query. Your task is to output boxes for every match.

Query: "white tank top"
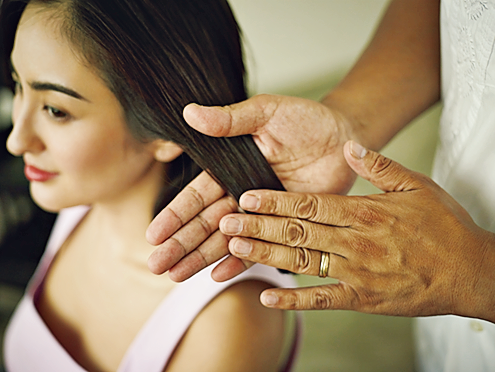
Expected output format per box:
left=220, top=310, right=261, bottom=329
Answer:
left=3, top=206, right=301, bottom=372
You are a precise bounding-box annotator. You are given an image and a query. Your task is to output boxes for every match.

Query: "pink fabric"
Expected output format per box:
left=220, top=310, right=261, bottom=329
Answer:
left=3, top=206, right=301, bottom=371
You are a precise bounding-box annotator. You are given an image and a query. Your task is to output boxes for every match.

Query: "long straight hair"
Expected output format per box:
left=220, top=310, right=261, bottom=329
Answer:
left=0, top=0, right=284, bottom=211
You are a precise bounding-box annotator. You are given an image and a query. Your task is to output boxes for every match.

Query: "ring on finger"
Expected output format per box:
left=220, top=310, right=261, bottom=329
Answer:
left=319, top=252, right=330, bottom=278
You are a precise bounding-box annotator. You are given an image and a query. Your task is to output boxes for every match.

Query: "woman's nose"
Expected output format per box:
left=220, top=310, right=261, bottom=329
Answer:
left=6, top=100, right=45, bottom=156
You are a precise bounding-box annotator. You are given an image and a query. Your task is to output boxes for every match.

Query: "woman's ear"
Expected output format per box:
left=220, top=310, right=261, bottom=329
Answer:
left=151, top=139, right=184, bottom=163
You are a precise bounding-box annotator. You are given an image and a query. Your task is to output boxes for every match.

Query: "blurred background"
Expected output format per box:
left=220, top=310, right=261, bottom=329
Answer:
left=0, top=0, right=441, bottom=371
left=0, top=13, right=58, bottom=372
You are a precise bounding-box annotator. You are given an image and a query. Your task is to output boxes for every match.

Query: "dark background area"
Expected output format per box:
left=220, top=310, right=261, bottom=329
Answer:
left=0, top=129, right=56, bottom=288
left=0, top=40, right=56, bottom=372
left=0, top=43, right=56, bottom=290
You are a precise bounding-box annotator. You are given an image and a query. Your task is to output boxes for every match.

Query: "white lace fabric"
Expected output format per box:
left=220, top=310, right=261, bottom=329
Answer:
left=415, top=1, right=495, bottom=372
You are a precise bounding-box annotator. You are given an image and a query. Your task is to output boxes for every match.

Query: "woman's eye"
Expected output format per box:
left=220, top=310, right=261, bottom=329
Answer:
left=44, top=106, right=69, bottom=120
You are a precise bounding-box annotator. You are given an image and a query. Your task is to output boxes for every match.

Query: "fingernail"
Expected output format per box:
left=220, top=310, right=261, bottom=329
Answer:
left=240, top=193, right=260, bottom=211
left=232, top=238, right=252, bottom=256
left=221, top=217, right=242, bottom=234
left=261, top=293, right=278, bottom=307
left=350, top=141, right=368, bottom=159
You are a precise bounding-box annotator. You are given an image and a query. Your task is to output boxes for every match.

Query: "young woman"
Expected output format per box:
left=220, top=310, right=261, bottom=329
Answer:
left=0, top=0, right=299, bottom=371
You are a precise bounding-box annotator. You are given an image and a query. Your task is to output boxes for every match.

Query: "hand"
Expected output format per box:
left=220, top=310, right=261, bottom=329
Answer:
left=147, top=171, right=255, bottom=281
left=147, top=94, right=362, bottom=281
left=221, top=141, right=495, bottom=320
left=180, top=94, right=360, bottom=194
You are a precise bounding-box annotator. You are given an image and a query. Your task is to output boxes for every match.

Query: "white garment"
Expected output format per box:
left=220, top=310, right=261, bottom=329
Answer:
left=415, top=0, right=495, bottom=371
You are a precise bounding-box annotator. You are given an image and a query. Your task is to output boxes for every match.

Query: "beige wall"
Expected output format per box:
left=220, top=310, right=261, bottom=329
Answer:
left=229, top=0, right=390, bottom=95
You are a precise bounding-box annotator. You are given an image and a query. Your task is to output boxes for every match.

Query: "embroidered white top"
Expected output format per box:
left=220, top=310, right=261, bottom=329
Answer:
left=415, top=1, right=495, bottom=371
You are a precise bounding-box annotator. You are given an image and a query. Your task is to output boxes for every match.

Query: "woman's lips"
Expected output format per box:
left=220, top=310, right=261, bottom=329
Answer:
left=24, top=165, right=58, bottom=182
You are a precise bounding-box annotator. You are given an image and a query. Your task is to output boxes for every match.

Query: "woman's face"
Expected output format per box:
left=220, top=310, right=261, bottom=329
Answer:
left=7, top=4, right=160, bottom=212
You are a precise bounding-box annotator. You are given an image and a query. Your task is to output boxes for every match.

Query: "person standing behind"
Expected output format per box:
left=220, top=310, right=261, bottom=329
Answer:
left=146, top=0, right=495, bottom=371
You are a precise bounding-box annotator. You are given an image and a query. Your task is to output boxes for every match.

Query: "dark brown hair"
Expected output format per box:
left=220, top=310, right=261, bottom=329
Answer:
left=0, top=0, right=284, bottom=210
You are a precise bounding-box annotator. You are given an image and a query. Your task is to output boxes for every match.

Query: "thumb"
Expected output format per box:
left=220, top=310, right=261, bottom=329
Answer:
left=183, top=95, right=278, bottom=137
left=343, top=140, right=423, bottom=192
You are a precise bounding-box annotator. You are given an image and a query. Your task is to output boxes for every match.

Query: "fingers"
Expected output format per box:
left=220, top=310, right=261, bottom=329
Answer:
left=166, top=230, right=230, bottom=281
left=182, top=95, right=279, bottom=137
left=238, top=191, right=360, bottom=226
left=167, top=232, right=254, bottom=282
left=146, top=171, right=225, bottom=245
left=229, top=238, right=319, bottom=275
left=147, top=195, right=237, bottom=275
left=259, top=283, right=358, bottom=311
left=220, top=211, right=355, bottom=259
left=344, top=141, right=425, bottom=192
left=211, top=256, right=255, bottom=282
left=229, top=237, right=349, bottom=277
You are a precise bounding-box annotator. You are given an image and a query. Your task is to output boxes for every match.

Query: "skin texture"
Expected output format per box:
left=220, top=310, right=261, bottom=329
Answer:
left=147, top=96, right=360, bottom=281
left=146, top=0, right=495, bottom=323
left=8, top=4, right=286, bottom=371
left=224, top=141, right=495, bottom=323
left=147, top=0, right=441, bottom=281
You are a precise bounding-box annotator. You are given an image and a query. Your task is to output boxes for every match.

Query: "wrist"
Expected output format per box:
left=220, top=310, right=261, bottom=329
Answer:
left=457, top=230, right=495, bottom=323
left=320, top=90, right=385, bottom=152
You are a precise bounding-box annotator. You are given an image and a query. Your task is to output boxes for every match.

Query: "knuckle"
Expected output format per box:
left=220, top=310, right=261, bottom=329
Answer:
left=352, top=200, right=382, bottom=225
left=283, top=288, right=333, bottom=310
left=166, top=206, right=184, bottom=228
left=310, top=289, right=332, bottom=310
left=294, top=194, right=319, bottom=220
left=255, top=241, right=276, bottom=263
left=354, top=236, right=387, bottom=259
left=249, top=94, right=279, bottom=127
left=257, top=93, right=278, bottom=115
left=169, top=237, right=187, bottom=256
left=283, top=291, right=301, bottom=311
left=195, top=213, right=212, bottom=236
left=246, top=216, right=264, bottom=237
left=371, top=155, right=394, bottom=176
left=190, top=249, right=208, bottom=267
left=260, top=193, right=279, bottom=215
left=184, top=186, right=206, bottom=211
left=282, top=219, right=309, bottom=247
left=292, top=248, right=313, bottom=274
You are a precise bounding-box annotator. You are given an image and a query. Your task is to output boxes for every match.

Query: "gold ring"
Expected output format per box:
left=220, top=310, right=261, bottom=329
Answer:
left=319, top=252, right=330, bottom=278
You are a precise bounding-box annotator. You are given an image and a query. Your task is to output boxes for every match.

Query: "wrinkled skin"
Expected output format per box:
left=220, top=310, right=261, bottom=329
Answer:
left=146, top=95, right=361, bottom=281
left=221, top=141, right=495, bottom=322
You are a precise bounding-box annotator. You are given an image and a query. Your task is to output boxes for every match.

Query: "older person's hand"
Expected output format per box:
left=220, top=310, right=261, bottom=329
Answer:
left=146, top=94, right=362, bottom=281
left=222, top=141, right=495, bottom=321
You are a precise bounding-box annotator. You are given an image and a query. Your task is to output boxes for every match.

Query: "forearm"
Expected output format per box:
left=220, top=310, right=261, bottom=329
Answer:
left=322, top=0, right=441, bottom=151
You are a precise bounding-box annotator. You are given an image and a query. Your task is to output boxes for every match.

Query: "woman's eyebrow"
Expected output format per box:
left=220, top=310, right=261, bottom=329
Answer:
left=10, top=60, right=89, bottom=102
left=29, top=81, right=89, bottom=102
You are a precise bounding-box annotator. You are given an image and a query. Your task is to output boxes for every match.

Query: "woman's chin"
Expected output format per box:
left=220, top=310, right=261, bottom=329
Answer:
left=32, top=199, right=64, bottom=213
left=29, top=187, right=69, bottom=213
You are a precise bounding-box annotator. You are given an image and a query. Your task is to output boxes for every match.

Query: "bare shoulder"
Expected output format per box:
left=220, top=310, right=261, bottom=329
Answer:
left=165, top=280, right=286, bottom=372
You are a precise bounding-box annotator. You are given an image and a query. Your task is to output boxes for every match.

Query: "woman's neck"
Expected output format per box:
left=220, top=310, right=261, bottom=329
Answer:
left=83, top=161, right=166, bottom=267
